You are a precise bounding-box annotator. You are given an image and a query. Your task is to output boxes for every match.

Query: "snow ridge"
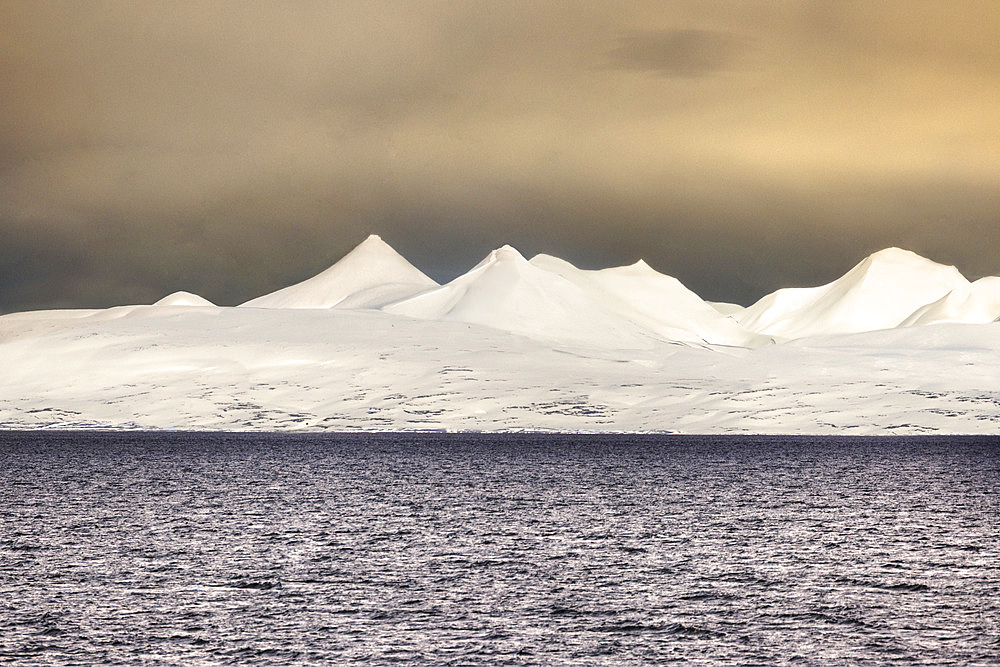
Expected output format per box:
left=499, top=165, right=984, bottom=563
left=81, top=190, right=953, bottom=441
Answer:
left=528, top=254, right=766, bottom=347
left=154, top=291, right=216, bottom=307
left=2, top=238, right=1000, bottom=433
left=900, top=277, right=1000, bottom=327
left=236, top=239, right=998, bottom=343
left=240, top=234, right=437, bottom=309
left=737, top=248, right=970, bottom=339
left=384, top=246, right=661, bottom=348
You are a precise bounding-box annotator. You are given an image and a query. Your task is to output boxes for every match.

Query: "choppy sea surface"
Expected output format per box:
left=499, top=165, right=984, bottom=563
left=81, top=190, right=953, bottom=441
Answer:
left=1, top=432, right=998, bottom=666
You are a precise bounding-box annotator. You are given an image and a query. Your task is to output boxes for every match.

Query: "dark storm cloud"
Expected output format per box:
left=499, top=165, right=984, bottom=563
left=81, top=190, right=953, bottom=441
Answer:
left=1, top=1, right=999, bottom=312
left=607, top=29, right=743, bottom=77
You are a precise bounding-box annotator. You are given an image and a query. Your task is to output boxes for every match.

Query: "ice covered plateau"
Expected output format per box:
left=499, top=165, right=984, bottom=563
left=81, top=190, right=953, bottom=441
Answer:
left=2, top=236, right=998, bottom=433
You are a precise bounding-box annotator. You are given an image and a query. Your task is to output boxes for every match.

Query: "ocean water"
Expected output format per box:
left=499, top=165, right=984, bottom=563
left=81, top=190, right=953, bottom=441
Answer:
left=0, top=432, right=998, bottom=666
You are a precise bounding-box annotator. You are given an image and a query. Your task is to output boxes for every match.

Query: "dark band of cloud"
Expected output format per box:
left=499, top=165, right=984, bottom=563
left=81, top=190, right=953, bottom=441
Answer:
left=1, top=2, right=999, bottom=313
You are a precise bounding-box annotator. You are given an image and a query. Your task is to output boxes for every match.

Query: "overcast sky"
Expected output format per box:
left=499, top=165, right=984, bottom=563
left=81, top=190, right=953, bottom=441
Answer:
left=2, top=0, right=999, bottom=312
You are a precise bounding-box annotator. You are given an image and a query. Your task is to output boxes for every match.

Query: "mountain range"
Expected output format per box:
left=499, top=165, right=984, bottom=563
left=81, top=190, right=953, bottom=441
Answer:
left=1, top=235, right=998, bottom=433
left=236, top=235, right=1000, bottom=345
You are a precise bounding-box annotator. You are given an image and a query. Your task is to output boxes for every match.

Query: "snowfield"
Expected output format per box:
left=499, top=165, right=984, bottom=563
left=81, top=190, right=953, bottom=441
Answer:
left=1, top=236, right=998, bottom=433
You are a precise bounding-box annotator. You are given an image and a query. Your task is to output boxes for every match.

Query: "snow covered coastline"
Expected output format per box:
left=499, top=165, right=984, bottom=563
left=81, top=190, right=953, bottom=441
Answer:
left=1, top=236, right=998, bottom=434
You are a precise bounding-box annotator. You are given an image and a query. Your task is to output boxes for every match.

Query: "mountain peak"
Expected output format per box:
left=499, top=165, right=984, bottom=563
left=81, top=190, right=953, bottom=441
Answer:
left=347, top=234, right=402, bottom=258
left=358, top=233, right=387, bottom=248
left=240, top=234, right=436, bottom=309
left=492, top=245, right=526, bottom=261
left=865, top=247, right=939, bottom=267
left=869, top=246, right=916, bottom=259
left=855, top=248, right=965, bottom=284
left=153, top=291, right=215, bottom=307
left=620, top=258, right=655, bottom=274
left=739, top=247, right=970, bottom=338
left=470, top=245, right=528, bottom=272
left=385, top=243, right=658, bottom=348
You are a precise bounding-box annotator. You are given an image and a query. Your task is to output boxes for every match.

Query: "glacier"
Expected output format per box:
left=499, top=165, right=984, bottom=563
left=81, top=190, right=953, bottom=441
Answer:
left=1, top=235, right=998, bottom=433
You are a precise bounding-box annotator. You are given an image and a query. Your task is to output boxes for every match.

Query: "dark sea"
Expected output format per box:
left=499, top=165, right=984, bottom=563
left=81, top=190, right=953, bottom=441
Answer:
left=0, top=432, right=998, bottom=666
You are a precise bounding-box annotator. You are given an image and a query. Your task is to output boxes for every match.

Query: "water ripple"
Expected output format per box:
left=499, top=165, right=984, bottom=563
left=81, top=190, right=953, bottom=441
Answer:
left=0, top=432, right=998, bottom=665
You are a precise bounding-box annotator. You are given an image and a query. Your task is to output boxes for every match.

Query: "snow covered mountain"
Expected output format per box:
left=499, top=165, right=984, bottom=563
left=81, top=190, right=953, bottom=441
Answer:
left=737, top=248, right=971, bottom=339
left=154, top=291, right=216, bottom=307
left=240, top=234, right=437, bottom=309
left=1, top=238, right=998, bottom=433
left=528, top=254, right=766, bottom=348
left=383, top=246, right=665, bottom=348
left=237, top=238, right=996, bottom=342
left=900, top=277, right=1000, bottom=327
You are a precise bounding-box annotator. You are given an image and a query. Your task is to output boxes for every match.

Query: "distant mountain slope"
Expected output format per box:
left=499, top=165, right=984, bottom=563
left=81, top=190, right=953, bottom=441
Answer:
left=240, top=235, right=436, bottom=309
left=383, top=246, right=662, bottom=348
left=901, top=277, right=1000, bottom=326
left=3, top=240, right=1000, bottom=432
left=529, top=254, right=765, bottom=347
left=154, top=291, right=216, bottom=307
left=737, top=248, right=969, bottom=339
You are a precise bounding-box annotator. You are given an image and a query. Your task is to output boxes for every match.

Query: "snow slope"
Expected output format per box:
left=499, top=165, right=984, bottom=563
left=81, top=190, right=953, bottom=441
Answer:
left=708, top=301, right=745, bottom=317
left=0, top=304, right=997, bottom=433
left=900, top=277, right=1000, bottom=327
left=240, top=234, right=436, bottom=309
left=2, top=242, right=999, bottom=433
left=383, top=246, right=664, bottom=348
left=529, top=254, right=766, bottom=347
left=737, top=248, right=969, bottom=339
left=154, top=291, right=216, bottom=307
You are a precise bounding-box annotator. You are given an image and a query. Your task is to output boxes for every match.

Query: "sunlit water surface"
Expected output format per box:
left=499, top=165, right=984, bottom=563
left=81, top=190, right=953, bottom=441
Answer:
left=1, top=432, right=998, bottom=665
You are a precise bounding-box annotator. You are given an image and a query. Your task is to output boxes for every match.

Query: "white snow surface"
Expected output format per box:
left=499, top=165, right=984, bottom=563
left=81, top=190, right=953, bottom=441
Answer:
left=528, top=254, right=766, bottom=347
left=900, top=277, right=1000, bottom=327
left=2, top=239, right=999, bottom=433
left=737, top=248, right=970, bottom=339
left=154, top=291, right=216, bottom=307
left=384, top=246, right=664, bottom=348
left=708, top=301, right=746, bottom=317
left=240, top=234, right=437, bottom=309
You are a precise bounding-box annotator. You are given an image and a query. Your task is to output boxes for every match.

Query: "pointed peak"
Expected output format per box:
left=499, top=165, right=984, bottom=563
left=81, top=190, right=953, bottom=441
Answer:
left=490, top=245, right=526, bottom=262
left=601, top=257, right=660, bottom=276
left=466, top=245, right=529, bottom=274
left=335, top=234, right=413, bottom=266
left=352, top=234, right=395, bottom=253
left=238, top=232, right=434, bottom=308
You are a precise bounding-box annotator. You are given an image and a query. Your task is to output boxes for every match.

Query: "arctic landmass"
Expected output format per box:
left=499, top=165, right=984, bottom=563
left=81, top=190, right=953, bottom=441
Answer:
left=1, top=235, right=998, bottom=433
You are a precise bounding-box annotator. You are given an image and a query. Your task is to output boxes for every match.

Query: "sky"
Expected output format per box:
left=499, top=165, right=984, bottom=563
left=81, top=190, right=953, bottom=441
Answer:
left=2, top=1, right=999, bottom=312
